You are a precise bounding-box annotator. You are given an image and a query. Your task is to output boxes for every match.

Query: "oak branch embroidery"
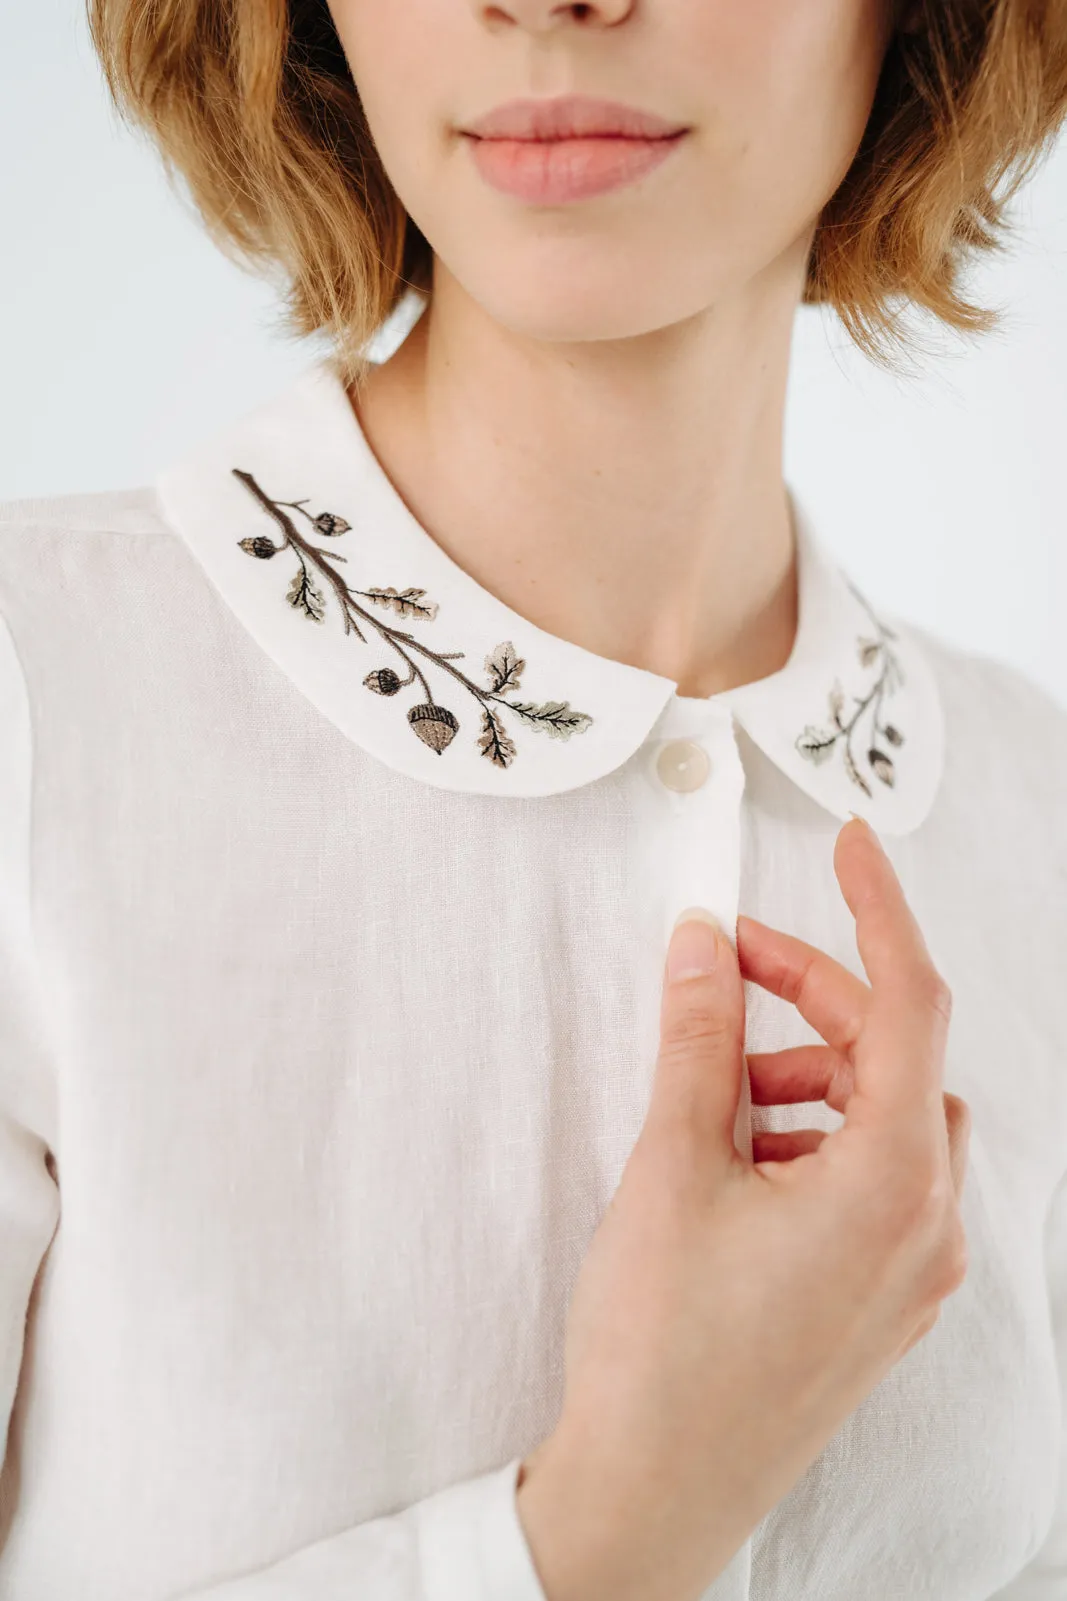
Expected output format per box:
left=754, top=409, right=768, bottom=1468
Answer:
left=231, top=469, right=594, bottom=766
left=794, top=581, right=905, bottom=797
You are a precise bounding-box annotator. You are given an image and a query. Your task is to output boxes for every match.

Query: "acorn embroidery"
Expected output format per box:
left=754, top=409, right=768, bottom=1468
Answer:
left=231, top=469, right=594, bottom=766
left=794, top=580, right=905, bottom=798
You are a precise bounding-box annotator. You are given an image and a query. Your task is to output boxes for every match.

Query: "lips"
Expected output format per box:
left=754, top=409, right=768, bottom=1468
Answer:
left=459, top=94, right=689, bottom=204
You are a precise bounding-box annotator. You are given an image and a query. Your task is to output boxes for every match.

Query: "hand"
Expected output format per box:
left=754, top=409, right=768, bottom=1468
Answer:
left=516, top=816, right=970, bottom=1601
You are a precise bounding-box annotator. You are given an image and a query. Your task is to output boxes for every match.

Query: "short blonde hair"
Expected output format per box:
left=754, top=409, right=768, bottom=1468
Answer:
left=87, top=0, right=1067, bottom=387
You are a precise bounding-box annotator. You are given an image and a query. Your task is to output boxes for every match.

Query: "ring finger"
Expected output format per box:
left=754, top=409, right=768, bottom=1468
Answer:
left=745, top=1042, right=853, bottom=1113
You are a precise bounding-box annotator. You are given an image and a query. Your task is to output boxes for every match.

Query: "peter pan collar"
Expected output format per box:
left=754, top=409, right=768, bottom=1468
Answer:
left=154, top=354, right=943, bottom=834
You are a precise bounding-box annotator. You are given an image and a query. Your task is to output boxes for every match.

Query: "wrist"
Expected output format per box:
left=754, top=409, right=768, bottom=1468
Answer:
left=516, top=1416, right=743, bottom=1601
left=518, top=1420, right=684, bottom=1601
left=516, top=1428, right=619, bottom=1601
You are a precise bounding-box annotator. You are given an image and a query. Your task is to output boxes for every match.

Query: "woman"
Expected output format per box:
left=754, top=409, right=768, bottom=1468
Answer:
left=0, top=1, right=1064, bottom=1597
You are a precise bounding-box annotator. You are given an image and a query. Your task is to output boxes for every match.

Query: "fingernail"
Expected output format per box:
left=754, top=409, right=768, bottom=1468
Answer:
left=668, top=907, right=722, bottom=981
left=848, top=811, right=884, bottom=852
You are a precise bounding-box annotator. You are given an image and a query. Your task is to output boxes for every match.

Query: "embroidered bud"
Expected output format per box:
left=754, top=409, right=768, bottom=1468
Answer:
left=364, top=668, right=403, bottom=697
left=238, top=536, right=278, bottom=559
left=883, top=724, right=903, bottom=746
left=868, top=749, right=895, bottom=787
left=229, top=469, right=597, bottom=770
left=313, top=512, right=351, bottom=537
left=408, top=702, right=459, bottom=754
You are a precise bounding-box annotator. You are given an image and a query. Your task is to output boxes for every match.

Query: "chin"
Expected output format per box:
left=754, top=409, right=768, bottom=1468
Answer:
left=452, top=254, right=706, bottom=347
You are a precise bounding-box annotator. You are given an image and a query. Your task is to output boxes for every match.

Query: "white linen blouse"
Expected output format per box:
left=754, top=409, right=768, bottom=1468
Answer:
left=0, top=352, right=1064, bottom=1601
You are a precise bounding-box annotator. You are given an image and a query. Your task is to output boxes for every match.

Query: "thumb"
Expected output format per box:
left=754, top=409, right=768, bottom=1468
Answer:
left=648, top=907, right=747, bottom=1168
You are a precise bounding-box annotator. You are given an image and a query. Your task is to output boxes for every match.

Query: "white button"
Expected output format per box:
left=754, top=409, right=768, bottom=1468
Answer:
left=655, top=738, right=711, bottom=793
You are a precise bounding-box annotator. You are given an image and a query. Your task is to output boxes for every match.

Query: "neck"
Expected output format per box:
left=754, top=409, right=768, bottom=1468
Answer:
left=348, top=247, right=808, bottom=700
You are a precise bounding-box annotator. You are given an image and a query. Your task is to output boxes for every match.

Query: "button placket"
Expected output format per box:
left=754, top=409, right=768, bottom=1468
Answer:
left=642, top=708, right=746, bottom=932
left=641, top=707, right=752, bottom=1160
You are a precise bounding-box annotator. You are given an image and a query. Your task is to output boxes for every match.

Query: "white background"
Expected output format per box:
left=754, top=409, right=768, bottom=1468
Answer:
left=3, top=0, right=1065, bottom=709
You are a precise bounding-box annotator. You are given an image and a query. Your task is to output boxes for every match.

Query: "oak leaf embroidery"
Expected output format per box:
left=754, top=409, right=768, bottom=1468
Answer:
left=794, top=578, right=905, bottom=797
left=231, top=469, right=594, bottom=766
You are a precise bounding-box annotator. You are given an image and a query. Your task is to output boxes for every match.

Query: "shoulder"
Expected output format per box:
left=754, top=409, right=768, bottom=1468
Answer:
left=0, top=483, right=187, bottom=644
left=0, top=484, right=173, bottom=542
left=908, top=615, right=1067, bottom=765
left=0, top=483, right=201, bottom=713
left=900, top=615, right=1067, bottom=842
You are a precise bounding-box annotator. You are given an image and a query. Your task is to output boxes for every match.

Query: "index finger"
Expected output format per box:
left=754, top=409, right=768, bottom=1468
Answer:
left=833, top=817, right=952, bottom=1133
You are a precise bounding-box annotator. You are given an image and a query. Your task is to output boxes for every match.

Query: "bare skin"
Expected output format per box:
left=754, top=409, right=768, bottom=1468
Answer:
left=515, top=815, right=970, bottom=1601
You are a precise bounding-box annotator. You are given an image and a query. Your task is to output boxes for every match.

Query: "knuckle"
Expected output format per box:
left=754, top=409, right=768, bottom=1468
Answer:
left=874, top=1169, right=926, bottom=1226
left=929, top=1251, right=967, bottom=1302
left=920, top=1211, right=968, bottom=1300
left=947, top=1247, right=969, bottom=1295
left=918, top=967, right=954, bottom=1026
left=848, top=1156, right=923, bottom=1234
left=659, top=999, right=739, bottom=1057
left=914, top=1172, right=958, bottom=1235
left=900, top=1306, right=941, bottom=1358
left=876, top=1159, right=946, bottom=1227
left=917, top=1305, right=942, bottom=1339
left=940, top=1220, right=970, bottom=1292
left=944, top=1092, right=972, bottom=1139
left=868, top=1165, right=957, bottom=1255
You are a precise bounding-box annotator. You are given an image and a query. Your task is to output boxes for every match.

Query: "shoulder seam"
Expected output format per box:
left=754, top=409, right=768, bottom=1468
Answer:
left=0, top=520, right=172, bottom=538
left=0, top=485, right=173, bottom=539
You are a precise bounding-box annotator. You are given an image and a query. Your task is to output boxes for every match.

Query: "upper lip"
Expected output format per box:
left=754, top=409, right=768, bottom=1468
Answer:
left=460, top=95, right=688, bottom=141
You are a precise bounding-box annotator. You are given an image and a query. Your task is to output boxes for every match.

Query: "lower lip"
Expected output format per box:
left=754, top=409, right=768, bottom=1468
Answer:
left=462, top=132, right=686, bottom=204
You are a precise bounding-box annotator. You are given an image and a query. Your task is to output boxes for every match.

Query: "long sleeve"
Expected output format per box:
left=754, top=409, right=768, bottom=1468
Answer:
left=0, top=601, right=548, bottom=1600
left=0, top=608, right=61, bottom=1519
left=175, top=1456, right=548, bottom=1600
left=987, top=1165, right=1067, bottom=1599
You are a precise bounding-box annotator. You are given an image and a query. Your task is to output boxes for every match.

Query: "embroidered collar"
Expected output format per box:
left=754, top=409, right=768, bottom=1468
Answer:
left=153, top=354, right=943, bottom=833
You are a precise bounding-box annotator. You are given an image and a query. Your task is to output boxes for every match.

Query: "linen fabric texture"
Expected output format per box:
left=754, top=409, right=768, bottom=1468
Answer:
left=0, top=354, right=1063, bottom=1600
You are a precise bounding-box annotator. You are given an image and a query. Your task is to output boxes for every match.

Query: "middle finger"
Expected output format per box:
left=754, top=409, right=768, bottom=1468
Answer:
left=736, top=912, right=871, bottom=1060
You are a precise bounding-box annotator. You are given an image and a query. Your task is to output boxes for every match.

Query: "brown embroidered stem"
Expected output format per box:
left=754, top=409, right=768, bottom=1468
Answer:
left=795, top=578, right=904, bottom=794
left=233, top=468, right=506, bottom=714
left=840, top=666, right=886, bottom=796
left=233, top=472, right=368, bottom=639
left=230, top=469, right=594, bottom=765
